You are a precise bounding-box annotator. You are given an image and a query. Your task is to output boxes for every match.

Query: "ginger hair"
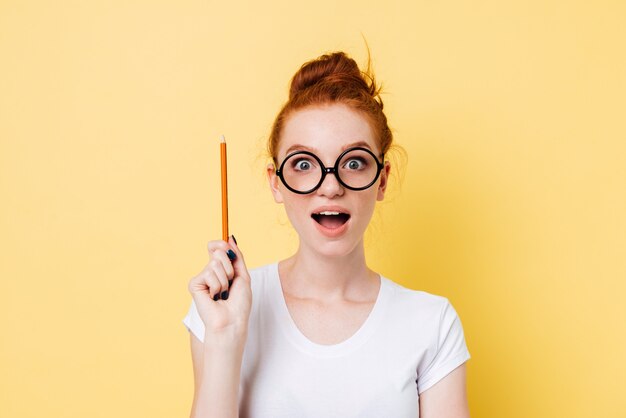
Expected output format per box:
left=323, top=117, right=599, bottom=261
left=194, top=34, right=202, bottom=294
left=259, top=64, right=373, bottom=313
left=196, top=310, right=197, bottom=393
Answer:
left=268, top=51, right=393, bottom=161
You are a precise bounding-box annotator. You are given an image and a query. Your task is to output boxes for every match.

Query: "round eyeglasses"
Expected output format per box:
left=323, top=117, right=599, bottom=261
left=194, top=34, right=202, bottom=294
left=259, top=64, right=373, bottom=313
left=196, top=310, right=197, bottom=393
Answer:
left=275, top=146, right=385, bottom=194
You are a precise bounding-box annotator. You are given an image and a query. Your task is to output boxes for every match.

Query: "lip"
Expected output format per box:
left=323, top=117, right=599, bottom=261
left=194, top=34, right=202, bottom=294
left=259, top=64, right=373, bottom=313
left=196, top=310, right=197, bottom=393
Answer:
left=311, top=205, right=351, bottom=217
left=310, top=205, right=351, bottom=238
left=312, top=215, right=350, bottom=237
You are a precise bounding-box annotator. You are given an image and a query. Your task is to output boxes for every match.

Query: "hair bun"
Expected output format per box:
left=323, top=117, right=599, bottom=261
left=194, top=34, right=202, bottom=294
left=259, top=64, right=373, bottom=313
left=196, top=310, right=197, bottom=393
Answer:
left=268, top=50, right=393, bottom=162
left=288, top=52, right=376, bottom=100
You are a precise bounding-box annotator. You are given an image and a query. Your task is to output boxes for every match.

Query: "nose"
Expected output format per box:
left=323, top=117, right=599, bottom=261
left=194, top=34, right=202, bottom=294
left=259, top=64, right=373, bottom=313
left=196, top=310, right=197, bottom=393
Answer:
left=316, top=168, right=345, bottom=198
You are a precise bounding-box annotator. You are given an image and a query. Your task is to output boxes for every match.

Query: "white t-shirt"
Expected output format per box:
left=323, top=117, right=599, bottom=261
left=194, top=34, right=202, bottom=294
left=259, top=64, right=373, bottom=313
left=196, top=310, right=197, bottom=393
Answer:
left=183, top=262, right=470, bottom=418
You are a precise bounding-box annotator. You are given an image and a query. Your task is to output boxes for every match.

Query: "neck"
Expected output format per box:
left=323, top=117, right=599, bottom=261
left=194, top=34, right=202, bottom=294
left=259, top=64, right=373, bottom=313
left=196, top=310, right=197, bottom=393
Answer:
left=279, top=239, right=377, bottom=302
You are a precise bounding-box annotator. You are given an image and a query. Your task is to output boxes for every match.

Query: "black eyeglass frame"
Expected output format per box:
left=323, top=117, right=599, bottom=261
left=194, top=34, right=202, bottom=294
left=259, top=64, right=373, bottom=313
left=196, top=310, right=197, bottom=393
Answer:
left=275, top=146, right=385, bottom=195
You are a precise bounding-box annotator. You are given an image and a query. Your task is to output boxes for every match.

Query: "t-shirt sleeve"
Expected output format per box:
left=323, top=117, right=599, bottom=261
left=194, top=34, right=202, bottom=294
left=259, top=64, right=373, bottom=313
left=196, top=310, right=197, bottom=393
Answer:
left=182, top=299, right=206, bottom=343
left=417, top=298, right=471, bottom=394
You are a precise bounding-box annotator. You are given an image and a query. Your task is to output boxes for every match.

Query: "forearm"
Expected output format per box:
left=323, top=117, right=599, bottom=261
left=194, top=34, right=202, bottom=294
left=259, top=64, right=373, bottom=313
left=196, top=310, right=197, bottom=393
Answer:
left=192, top=335, right=246, bottom=418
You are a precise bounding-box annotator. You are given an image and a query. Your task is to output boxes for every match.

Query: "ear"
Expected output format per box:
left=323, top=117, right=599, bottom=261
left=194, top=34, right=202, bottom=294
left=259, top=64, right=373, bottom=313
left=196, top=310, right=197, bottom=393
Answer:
left=267, top=163, right=284, bottom=203
left=376, top=161, right=391, bottom=201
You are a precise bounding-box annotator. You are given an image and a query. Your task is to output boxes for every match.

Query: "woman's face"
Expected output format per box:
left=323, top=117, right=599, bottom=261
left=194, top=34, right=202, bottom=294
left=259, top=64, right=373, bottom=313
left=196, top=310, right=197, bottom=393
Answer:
left=267, top=103, right=391, bottom=258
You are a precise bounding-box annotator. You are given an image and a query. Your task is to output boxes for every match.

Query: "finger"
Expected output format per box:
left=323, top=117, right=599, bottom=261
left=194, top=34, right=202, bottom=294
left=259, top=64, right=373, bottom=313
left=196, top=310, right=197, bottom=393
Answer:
left=204, top=270, right=223, bottom=300
left=211, top=251, right=235, bottom=294
left=208, top=239, right=238, bottom=286
left=212, top=250, right=235, bottom=281
left=188, top=273, right=209, bottom=297
left=207, top=240, right=232, bottom=256
left=208, top=239, right=237, bottom=273
left=208, top=258, right=230, bottom=296
left=189, top=269, right=223, bottom=301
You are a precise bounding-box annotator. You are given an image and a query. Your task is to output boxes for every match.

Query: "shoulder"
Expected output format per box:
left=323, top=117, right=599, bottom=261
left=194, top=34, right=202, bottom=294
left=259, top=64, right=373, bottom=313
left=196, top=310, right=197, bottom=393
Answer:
left=382, top=277, right=452, bottom=317
left=379, top=277, right=467, bottom=342
left=379, top=277, right=471, bottom=388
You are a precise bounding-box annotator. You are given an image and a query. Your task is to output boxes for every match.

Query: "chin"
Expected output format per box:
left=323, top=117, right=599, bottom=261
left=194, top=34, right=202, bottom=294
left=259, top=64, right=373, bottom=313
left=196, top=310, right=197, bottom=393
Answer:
left=306, top=235, right=363, bottom=259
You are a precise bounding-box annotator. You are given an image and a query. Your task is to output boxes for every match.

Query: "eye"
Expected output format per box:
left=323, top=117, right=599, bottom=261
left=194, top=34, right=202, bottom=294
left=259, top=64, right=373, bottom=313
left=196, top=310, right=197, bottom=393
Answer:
left=343, top=158, right=367, bottom=170
left=292, top=158, right=315, bottom=171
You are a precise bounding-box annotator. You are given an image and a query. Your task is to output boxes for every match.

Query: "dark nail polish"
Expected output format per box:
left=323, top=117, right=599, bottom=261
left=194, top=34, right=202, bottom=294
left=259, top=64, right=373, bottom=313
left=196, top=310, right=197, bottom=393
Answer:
left=232, top=235, right=238, bottom=245
left=228, top=279, right=233, bottom=287
left=227, top=249, right=236, bottom=261
left=221, top=290, right=229, bottom=300
left=213, top=293, right=220, bottom=301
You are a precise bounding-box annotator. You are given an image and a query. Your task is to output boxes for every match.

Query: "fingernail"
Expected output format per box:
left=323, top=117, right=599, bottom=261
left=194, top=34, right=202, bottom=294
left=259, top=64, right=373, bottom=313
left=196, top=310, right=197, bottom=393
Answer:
left=221, top=290, right=229, bottom=300
left=231, top=235, right=238, bottom=245
left=228, top=279, right=233, bottom=287
left=227, top=249, right=236, bottom=261
left=213, top=293, right=220, bottom=301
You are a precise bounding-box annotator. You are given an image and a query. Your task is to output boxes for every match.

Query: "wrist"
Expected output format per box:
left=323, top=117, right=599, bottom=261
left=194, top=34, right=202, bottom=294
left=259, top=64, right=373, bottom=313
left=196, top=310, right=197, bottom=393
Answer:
left=203, top=325, right=248, bottom=351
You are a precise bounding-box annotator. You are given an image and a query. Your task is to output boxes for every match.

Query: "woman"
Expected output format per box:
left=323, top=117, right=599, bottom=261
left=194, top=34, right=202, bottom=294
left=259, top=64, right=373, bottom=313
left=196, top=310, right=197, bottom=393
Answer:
left=184, top=51, right=471, bottom=418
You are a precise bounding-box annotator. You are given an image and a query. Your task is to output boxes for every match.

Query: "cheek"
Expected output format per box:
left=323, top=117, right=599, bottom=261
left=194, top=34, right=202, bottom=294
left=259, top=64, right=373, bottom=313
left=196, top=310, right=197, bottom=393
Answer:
left=354, top=191, right=379, bottom=222
left=282, top=196, right=309, bottom=224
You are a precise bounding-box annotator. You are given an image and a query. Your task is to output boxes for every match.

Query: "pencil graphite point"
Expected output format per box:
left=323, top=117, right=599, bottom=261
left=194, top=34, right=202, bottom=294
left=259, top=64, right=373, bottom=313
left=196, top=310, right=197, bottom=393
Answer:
left=220, top=134, right=226, bottom=143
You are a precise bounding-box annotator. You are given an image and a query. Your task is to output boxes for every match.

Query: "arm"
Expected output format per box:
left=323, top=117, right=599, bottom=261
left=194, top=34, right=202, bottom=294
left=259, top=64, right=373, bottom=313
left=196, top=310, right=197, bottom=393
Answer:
left=419, top=363, right=470, bottom=418
left=190, top=331, right=247, bottom=418
left=187, top=237, right=252, bottom=418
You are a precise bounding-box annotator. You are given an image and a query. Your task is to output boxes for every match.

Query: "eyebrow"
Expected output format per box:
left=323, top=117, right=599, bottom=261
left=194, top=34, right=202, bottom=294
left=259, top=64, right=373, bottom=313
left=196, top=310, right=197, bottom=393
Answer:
left=283, top=141, right=374, bottom=157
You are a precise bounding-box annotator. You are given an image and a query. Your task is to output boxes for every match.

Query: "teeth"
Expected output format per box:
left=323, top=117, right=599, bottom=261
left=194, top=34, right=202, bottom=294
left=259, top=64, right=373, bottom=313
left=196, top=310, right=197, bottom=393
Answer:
left=319, top=211, right=340, bottom=215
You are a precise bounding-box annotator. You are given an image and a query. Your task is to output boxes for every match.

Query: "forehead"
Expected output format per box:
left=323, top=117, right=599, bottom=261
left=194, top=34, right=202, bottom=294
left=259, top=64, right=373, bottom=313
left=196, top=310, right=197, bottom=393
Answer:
left=278, top=103, right=379, bottom=160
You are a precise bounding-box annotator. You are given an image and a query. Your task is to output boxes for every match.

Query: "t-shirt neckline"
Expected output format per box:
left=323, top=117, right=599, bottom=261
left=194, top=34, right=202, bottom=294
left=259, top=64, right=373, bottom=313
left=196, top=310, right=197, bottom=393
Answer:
left=268, top=261, right=391, bottom=358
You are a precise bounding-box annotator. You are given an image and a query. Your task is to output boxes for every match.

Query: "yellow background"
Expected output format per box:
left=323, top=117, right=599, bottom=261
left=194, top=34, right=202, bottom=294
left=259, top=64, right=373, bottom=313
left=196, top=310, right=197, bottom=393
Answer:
left=1, top=1, right=624, bottom=417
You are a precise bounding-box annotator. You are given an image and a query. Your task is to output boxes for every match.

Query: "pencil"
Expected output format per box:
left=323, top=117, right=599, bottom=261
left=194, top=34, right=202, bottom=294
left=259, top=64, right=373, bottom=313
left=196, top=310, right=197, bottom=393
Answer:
left=220, top=134, right=229, bottom=241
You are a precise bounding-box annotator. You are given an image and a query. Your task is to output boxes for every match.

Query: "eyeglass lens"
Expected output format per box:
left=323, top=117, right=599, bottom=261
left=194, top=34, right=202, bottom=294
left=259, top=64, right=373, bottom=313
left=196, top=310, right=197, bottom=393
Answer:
left=281, top=149, right=379, bottom=193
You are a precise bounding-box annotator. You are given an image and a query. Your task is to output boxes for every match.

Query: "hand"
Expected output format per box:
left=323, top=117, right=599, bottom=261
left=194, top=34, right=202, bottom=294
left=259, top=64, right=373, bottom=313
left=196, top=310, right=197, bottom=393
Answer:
left=188, top=236, right=252, bottom=340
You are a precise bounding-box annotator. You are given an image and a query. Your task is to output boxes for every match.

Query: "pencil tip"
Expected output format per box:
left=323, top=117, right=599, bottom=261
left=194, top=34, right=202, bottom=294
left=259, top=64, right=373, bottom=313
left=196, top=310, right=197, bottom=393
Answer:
left=220, top=134, right=226, bottom=143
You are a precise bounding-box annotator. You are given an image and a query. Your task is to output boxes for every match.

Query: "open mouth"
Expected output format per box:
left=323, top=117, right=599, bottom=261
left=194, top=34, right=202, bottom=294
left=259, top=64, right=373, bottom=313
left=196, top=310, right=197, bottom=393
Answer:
left=311, top=211, right=351, bottom=229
